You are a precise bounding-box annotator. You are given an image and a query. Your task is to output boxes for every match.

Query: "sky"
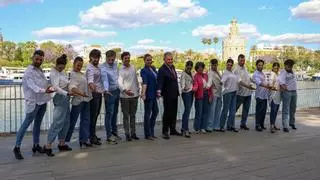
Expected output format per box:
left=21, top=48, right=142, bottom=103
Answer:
left=0, top=0, right=319, bottom=55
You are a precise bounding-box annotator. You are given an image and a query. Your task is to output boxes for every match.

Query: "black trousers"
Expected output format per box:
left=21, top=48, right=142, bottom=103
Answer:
left=89, top=92, right=102, bottom=138
left=255, top=98, right=267, bottom=128
left=162, top=97, right=178, bottom=134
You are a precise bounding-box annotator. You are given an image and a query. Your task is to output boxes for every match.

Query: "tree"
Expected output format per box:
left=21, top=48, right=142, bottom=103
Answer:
left=64, top=44, right=77, bottom=61
left=112, top=47, right=122, bottom=60
left=2, top=41, right=16, bottom=61
left=14, top=47, right=23, bottom=62
left=40, top=41, right=64, bottom=62
left=213, top=37, right=219, bottom=52
left=21, top=41, right=37, bottom=63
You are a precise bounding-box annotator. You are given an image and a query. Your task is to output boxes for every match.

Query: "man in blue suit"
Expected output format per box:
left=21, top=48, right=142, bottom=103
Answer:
left=157, top=52, right=181, bottom=139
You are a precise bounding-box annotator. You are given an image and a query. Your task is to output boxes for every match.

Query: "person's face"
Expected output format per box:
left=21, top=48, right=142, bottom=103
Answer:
left=211, top=63, right=218, bottom=71
left=226, top=62, right=233, bottom=71
left=256, top=62, right=264, bottom=71
left=122, top=55, right=130, bottom=67
left=73, top=61, right=83, bottom=72
left=196, top=66, right=204, bottom=73
left=106, top=56, right=115, bottom=65
left=238, top=57, right=245, bottom=67
left=285, top=64, right=293, bottom=72
left=164, top=55, right=173, bottom=66
left=32, top=54, right=44, bottom=68
left=90, top=56, right=100, bottom=66
left=144, top=56, right=153, bottom=67
left=185, top=65, right=193, bottom=73
left=56, top=64, right=66, bottom=72
left=272, top=65, right=280, bottom=73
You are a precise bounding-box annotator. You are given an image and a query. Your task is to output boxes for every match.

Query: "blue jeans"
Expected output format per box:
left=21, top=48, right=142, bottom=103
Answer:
left=270, top=100, right=280, bottom=125
left=104, top=89, right=120, bottom=138
left=143, top=98, right=159, bottom=138
left=15, top=104, right=47, bottom=146
left=47, top=94, right=70, bottom=144
left=65, top=102, right=90, bottom=142
left=194, top=91, right=209, bottom=131
left=236, top=95, right=252, bottom=126
left=281, top=91, right=297, bottom=128
left=181, top=92, right=194, bottom=131
left=207, top=96, right=222, bottom=130
left=220, top=91, right=237, bottom=129
left=255, top=98, right=267, bottom=128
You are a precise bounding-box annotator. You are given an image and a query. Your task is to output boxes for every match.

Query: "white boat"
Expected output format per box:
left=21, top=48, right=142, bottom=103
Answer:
left=0, top=67, right=51, bottom=85
left=312, top=73, right=320, bottom=81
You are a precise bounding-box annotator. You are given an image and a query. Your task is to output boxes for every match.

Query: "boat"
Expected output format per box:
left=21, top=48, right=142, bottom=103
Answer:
left=0, top=67, right=51, bottom=85
left=312, top=73, right=320, bottom=81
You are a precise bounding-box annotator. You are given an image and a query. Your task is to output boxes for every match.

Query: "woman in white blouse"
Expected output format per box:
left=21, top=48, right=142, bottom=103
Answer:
left=43, top=54, right=76, bottom=156
left=269, top=62, right=281, bottom=133
left=65, top=57, right=93, bottom=148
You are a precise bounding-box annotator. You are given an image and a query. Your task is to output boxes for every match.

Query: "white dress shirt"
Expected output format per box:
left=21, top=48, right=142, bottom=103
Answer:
left=86, top=63, right=104, bottom=93
left=50, top=67, right=69, bottom=96
left=180, top=71, right=193, bottom=93
left=253, top=70, right=269, bottom=100
left=221, top=70, right=239, bottom=95
left=69, top=71, right=92, bottom=106
left=207, top=70, right=222, bottom=97
left=22, top=65, right=51, bottom=113
left=233, top=65, right=253, bottom=96
left=118, top=65, right=139, bottom=98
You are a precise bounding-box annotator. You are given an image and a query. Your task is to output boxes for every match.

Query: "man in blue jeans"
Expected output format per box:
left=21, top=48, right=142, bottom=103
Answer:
left=13, top=50, right=54, bottom=160
left=279, top=59, right=298, bottom=132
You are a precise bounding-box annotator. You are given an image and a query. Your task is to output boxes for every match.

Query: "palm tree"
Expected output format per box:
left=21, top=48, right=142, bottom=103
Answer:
left=213, top=37, right=219, bottom=51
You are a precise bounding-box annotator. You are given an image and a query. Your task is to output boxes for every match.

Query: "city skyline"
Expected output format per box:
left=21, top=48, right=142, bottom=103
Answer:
left=0, top=0, right=319, bottom=55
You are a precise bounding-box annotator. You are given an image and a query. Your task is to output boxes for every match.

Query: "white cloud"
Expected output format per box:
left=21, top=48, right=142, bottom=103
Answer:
left=0, top=0, right=43, bottom=6
left=79, top=0, right=207, bottom=28
left=258, top=33, right=320, bottom=44
left=137, top=39, right=155, bottom=45
left=35, top=39, right=88, bottom=52
left=192, top=23, right=261, bottom=38
left=129, top=44, right=174, bottom=54
left=258, top=5, right=273, bottom=10
left=33, top=25, right=117, bottom=39
left=291, top=0, right=320, bottom=23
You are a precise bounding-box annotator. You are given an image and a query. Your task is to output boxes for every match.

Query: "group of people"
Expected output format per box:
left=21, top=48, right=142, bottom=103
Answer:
left=12, top=50, right=298, bottom=160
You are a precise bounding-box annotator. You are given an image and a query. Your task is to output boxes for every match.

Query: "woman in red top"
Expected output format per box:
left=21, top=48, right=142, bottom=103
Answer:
left=192, top=62, right=212, bottom=133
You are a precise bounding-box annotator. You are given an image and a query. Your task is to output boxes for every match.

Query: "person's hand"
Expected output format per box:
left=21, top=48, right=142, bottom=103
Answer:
left=125, top=89, right=134, bottom=96
left=140, top=94, right=146, bottom=101
left=88, top=83, right=96, bottom=92
left=156, top=90, right=161, bottom=98
left=46, top=86, right=55, bottom=93
left=208, top=96, right=213, bottom=103
left=68, top=92, right=78, bottom=96
left=104, top=91, right=113, bottom=96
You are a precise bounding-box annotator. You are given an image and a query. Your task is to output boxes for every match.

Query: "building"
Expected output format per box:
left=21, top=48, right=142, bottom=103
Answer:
left=249, top=44, right=282, bottom=63
left=222, top=18, right=246, bottom=61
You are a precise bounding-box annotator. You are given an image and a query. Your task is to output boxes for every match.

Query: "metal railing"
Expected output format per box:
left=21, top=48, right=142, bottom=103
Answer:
left=1, top=82, right=320, bottom=133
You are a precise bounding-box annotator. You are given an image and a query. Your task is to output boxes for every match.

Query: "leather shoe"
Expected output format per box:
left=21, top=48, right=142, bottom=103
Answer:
left=162, top=133, right=170, bottom=140
left=290, top=124, right=297, bottom=130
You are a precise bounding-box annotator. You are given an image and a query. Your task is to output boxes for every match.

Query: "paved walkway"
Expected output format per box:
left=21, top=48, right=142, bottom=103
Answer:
left=1, top=108, right=320, bottom=180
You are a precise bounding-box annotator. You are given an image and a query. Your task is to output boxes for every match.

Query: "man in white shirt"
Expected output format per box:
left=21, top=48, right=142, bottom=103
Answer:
left=118, top=52, right=140, bottom=141
left=86, top=49, right=103, bottom=145
left=233, top=54, right=253, bottom=130
left=13, top=50, right=54, bottom=160
left=279, top=59, right=298, bottom=132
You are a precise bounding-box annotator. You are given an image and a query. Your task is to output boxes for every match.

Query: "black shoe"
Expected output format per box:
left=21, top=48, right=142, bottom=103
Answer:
left=182, top=130, right=191, bottom=138
left=13, top=147, right=24, bottom=160
left=219, top=128, right=226, bottom=132
left=145, top=136, right=154, bottom=141
left=283, top=128, right=289, bottom=133
left=255, top=127, right=263, bottom=132
left=290, top=124, right=297, bottom=130
left=58, top=144, right=72, bottom=151
left=91, top=138, right=102, bottom=145
left=227, top=127, right=239, bottom=133
left=205, top=129, right=213, bottom=133
left=162, top=133, right=170, bottom=140
left=112, top=132, right=122, bottom=140
left=32, top=144, right=44, bottom=153
left=131, top=134, right=139, bottom=140
left=261, top=126, right=267, bottom=130
left=43, top=146, right=55, bottom=157
left=79, top=141, right=93, bottom=148
left=126, top=134, right=132, bottom=141
left=240, top=125, right=250, bottom=130
left=170, top=130, right=182, bottom=136
left=93, top=135, right=101, bottom=141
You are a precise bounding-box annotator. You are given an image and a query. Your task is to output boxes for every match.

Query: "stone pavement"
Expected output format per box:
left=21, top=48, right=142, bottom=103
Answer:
left=0, top=108, right=320, bottom=180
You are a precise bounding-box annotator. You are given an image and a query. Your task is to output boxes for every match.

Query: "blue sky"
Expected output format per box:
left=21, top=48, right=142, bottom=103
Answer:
left=0, top=0, right=319, bottom=55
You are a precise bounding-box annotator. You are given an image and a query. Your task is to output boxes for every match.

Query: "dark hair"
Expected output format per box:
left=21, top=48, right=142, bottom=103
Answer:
left=284, top=59, right=295, bottom=66
left=105, top=50, right=116, bottom=58
left=227, top=58, right=234, bottom=64
left=256, top=59, right=264, bottom=65
left=33, top=50, right=44, bottom=57
left=56, top=54, right=67, bottom=65
left=163, top=51, right=173, bottom=60
left=195, top=62, right=205, bottom=71
left=121, top=51, right=130, bottom=60
left=272, top=62, right=280, bottom=68
left=143, top=53, right=152, bottom=60
left=238, top=54, right=245, bottom=60
left=185, top=60, right=193, bottom=67
left=73, top=56, right=83, bottom=63
left=89, top=49, right=101, bottom=59
left=210, top=59, right=218, bottom=65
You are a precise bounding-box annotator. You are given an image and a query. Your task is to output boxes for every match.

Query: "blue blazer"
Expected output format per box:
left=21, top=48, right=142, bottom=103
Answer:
left=157, top=64, right=179, bottom=99
left=141, top=66, right=158, bottom=100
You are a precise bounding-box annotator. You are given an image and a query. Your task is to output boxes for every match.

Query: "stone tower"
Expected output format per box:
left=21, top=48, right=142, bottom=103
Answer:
left=222, top=18, right=246, bottom=61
